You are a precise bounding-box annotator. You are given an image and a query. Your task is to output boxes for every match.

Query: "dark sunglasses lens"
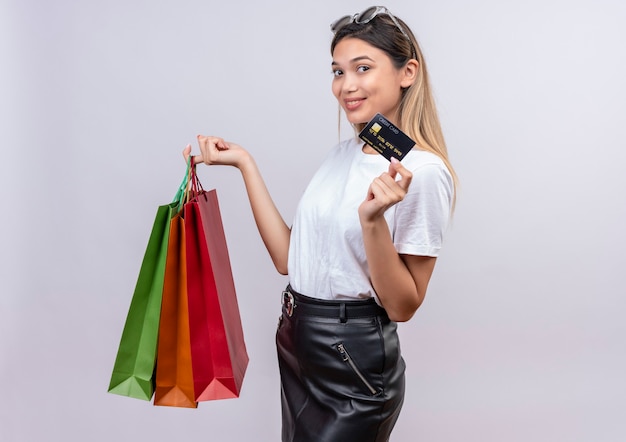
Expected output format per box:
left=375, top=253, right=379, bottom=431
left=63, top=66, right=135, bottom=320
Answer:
left=356, top=6, right=379, bottom=23
left=331, top=15, right=352, bottom=32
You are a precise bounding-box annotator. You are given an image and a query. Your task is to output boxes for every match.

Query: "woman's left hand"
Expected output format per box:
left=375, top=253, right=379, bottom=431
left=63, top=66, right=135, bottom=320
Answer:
left=358, top=157, right=413, bottom=223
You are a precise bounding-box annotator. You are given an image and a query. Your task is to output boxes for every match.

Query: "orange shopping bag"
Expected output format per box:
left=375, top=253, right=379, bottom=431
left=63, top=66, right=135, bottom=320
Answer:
left=153, top=212, right=197, bottom=408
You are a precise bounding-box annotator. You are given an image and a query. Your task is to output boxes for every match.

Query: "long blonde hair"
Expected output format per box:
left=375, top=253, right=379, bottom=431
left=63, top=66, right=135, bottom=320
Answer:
left=331, top=13, right=458, bottom=210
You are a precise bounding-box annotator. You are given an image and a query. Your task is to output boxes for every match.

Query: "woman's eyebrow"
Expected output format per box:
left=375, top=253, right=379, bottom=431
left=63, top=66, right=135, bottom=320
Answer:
left=332, top=55, right=376, bottom=66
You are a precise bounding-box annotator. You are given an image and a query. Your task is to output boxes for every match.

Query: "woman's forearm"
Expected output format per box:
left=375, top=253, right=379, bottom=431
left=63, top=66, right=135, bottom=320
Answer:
left=238, top=154, right=291, bottom=275
left=360, top=218, right=423, bottom=322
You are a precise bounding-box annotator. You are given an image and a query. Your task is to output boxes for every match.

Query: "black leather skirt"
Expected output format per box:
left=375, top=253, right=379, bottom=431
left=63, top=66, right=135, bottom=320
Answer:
left=276, top=285, right=405, bottom=442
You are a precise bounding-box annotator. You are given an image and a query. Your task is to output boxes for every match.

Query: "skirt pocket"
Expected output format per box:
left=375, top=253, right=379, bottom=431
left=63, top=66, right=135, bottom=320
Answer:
left=293, top=317, right=385, bottom=399
left=335, top=342, right=382, bottom=396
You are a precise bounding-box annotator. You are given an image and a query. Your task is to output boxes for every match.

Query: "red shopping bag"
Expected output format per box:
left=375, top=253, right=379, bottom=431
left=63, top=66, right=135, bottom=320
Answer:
left=184, top=167, right=249, bottom=401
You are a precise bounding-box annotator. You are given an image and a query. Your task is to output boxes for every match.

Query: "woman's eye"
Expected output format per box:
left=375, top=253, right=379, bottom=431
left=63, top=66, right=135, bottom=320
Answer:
left=357, top=65, right=370, bottom=73
left=332, top=69, right=344, bottom=77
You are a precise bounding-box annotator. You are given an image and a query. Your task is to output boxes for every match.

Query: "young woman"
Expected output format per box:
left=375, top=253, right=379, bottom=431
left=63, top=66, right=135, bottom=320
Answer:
left=184, top=6, right=457, bottom=441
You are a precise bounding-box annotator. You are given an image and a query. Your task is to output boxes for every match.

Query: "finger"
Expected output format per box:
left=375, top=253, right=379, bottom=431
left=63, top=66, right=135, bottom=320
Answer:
left=197, top=134, right=208, bottom=150
left=196, top=135, right=230, bottom=164
left=216, top=139, right=230, bottom=150
left=196, top=135, right=215, bottom=164
left=388, top=160, right=398, bottom=179
left=197, top=134, right=228, bottom=147
left=370, top=177, right=397, bottom=202
left=363, top=183, right=375, bottom=201
left=389, top=158, right=413, bottom=190
left=375, top=172, right=409, bottom=203
left=182, top=144, right=192, bottom=161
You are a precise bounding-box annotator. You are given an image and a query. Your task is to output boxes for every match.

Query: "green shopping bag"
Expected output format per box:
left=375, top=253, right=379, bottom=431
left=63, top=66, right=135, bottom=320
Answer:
left=108, top=164, right=190, bottom=400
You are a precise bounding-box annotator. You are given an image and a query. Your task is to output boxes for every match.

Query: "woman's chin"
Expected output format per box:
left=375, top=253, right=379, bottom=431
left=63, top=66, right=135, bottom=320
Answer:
left=346, top=115, right=371, bottom=126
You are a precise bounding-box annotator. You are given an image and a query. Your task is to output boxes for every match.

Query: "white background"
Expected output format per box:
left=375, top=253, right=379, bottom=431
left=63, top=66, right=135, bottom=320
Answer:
left=1, top=0, right=625, bottom=441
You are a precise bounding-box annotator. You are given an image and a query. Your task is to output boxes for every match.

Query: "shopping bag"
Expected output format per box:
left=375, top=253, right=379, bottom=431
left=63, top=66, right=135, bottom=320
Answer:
left=185, top=167, right=249, bottom=401
left=107, top=202, right=175, bottom=400
left=108, top=166, right=189, bottom=401
left=153, top=212, right=198, bottom=408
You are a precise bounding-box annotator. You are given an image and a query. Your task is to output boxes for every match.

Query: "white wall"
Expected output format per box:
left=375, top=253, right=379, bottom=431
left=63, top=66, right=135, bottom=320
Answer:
left=1, top=0, right=625, bottom=441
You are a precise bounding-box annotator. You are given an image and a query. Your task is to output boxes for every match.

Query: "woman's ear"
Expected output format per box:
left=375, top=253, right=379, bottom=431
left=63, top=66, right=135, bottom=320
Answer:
left=400, top=59, right=419, bottom=89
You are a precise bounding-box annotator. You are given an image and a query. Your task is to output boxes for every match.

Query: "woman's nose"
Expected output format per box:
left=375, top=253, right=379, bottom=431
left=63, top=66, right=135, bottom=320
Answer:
left=342, top=74, right=358, bottom=93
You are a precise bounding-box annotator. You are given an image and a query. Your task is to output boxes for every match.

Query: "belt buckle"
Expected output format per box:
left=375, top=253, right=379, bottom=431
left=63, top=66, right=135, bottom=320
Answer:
left=283, top=290, right=296, bottom=317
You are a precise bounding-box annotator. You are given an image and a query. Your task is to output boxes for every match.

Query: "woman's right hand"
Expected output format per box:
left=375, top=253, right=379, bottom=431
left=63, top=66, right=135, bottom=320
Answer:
left=182, top=135, right=250, bottom=169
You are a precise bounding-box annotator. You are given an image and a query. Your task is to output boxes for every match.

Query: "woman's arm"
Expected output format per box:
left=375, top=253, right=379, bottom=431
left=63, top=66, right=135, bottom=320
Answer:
left=184, top=136, right=291, bottom=274
left=358, top=158, right=436, bottom=322
left=360, top=217, right=436, bottom=321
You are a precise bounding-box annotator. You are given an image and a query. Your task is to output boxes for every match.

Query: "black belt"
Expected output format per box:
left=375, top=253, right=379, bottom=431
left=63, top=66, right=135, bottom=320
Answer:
left=282, top=285, right=386, bottom=323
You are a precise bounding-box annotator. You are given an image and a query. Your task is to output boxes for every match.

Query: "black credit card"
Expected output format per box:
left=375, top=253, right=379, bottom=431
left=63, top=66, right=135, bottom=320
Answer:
left=358, top=113, right=415, bottom=162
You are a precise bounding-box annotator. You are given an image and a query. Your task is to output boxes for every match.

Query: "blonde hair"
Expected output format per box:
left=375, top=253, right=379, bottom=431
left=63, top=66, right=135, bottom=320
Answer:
left=331, top=14, right=458, bottom=211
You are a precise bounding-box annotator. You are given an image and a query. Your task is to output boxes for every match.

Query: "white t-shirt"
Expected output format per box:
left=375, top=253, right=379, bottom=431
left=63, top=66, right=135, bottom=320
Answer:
left=287, top=137, right=453, bottom=303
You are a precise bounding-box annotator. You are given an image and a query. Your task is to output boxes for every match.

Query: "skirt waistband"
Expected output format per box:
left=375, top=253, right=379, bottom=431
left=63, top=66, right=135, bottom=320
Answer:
left=282, top=285, right=386, bottom=322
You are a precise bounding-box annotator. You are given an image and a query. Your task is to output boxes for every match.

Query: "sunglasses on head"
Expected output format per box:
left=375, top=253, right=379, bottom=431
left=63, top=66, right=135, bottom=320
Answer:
left=330, top=6, right=416, bottom=59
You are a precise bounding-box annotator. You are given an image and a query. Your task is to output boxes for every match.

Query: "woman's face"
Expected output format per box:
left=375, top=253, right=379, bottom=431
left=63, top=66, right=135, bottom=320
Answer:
left=331, top=37, right=409, bottom=127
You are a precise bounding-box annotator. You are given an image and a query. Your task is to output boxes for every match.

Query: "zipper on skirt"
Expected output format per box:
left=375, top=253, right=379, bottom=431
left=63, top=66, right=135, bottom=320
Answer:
left=336, top=343, right=381, bottom=396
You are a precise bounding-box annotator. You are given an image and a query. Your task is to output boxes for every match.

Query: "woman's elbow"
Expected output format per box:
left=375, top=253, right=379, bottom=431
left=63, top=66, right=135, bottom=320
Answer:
left=274, top=261, right=288, bottom=275
left=271, top=254, right=289, bottom=275
left=388, top=308, right=417, bottom=323
left=386, top=296, right=424, bottom=322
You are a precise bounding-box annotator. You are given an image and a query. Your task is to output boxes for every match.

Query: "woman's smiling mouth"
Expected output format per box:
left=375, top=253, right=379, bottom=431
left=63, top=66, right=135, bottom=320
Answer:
left=344, top=98, right=365, bottom=111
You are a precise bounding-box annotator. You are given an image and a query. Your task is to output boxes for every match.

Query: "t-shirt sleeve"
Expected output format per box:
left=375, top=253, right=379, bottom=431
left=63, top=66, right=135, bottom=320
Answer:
left=392, top=162, right=453, bottom=257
